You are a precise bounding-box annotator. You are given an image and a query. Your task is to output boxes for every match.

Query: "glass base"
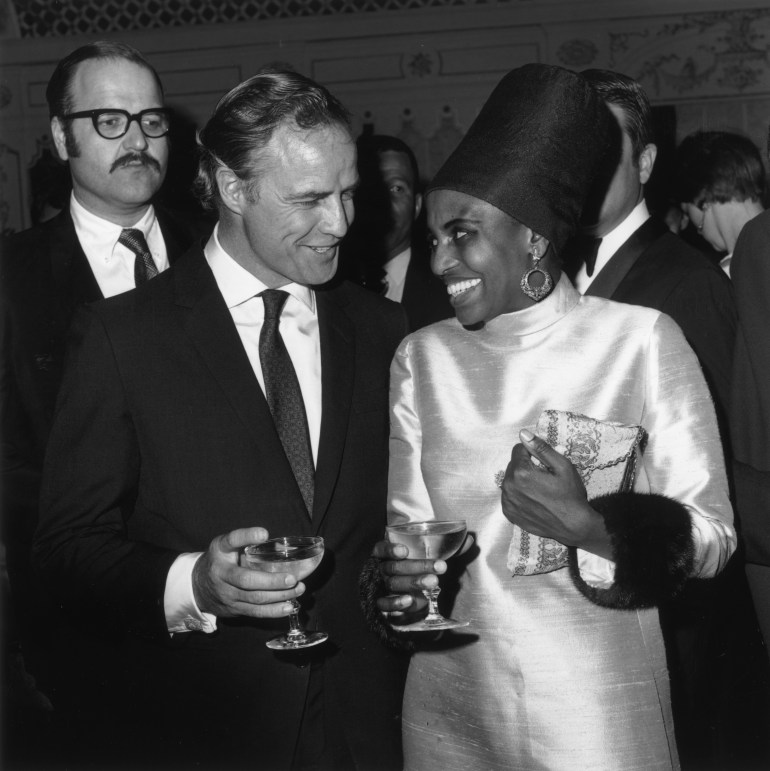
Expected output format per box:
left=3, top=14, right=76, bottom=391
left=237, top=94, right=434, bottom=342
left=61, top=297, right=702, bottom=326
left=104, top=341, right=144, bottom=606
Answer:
left=391, top=616, right=469, bottom=633
left=266, top=631, right=328, bottom=650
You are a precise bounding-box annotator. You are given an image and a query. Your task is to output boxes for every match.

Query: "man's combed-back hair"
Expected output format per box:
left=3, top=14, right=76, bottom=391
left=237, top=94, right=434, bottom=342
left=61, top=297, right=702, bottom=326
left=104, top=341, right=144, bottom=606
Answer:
left=46, top=40, right=163, bottom=120
left=675, top=130, right=766, bottom=206
left=194, top=65, right=352, bottom=212
left=581, top=68, right=654, bottom=165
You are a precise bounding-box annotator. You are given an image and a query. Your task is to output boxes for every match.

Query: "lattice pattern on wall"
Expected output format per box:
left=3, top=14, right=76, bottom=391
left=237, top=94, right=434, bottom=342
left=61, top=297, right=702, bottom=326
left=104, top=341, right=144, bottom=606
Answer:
left=14, top=0, right=516, bottom=37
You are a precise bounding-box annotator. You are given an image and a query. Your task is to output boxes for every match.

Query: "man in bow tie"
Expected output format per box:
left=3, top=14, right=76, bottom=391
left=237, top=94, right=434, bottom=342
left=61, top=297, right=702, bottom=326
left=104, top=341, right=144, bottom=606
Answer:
left=0, top=41, right=197, bottom=759
left=33, top=67, right=408, bottom=770
left=565, top=68, right=769, bottom=771
left=565, top=68, right=735, bottom=424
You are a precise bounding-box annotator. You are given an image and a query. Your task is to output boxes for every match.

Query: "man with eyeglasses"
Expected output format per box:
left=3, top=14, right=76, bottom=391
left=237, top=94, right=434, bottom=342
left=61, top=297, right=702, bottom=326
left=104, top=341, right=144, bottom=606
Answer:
left=0, top=42, right=197, bottom=764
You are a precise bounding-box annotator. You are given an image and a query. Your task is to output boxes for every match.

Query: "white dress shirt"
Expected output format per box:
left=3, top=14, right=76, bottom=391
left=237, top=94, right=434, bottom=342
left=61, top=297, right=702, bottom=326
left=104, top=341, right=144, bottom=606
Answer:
left=70, top=193, right=168, bottom=297
left=719, top=253, right=732, bottom=278
left=572, top=199, right=650, bottom=294
left=164, top=225, right=323, bottom=634
left=383, top=247, right=411, bottom=303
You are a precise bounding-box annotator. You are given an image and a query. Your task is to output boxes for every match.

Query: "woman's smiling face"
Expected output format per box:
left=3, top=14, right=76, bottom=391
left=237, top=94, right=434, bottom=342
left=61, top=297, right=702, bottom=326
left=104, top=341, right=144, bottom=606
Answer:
left=427, top=189, right=543, bottom=326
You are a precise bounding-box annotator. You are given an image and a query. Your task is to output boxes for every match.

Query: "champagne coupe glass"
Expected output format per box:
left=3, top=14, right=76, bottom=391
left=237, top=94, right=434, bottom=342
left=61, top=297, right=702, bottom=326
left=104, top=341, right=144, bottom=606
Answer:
left=242, top=536, right=327, bottom=650
left=385, top=520, right=469, bottom=631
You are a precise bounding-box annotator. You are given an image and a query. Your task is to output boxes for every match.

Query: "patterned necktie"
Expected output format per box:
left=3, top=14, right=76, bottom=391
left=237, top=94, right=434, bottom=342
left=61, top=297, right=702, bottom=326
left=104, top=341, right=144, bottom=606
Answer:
left=118, top=228, right=159, bottom=286
left=259, top=289, right=315, bottom=516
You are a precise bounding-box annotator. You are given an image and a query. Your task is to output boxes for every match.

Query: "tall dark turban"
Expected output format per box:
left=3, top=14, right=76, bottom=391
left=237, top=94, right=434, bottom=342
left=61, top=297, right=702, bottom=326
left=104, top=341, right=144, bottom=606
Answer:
left=427, top=63, right=614, bottom=257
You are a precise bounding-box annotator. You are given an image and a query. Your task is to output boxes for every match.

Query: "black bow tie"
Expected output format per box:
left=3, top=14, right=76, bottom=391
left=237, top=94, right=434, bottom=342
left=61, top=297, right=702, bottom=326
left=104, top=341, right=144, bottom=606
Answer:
left=581, top=236, right=603, bottom=277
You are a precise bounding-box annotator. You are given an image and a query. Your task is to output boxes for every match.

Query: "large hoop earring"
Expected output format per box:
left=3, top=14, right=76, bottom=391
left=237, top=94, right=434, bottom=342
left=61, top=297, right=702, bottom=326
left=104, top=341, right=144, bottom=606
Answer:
left=520, top=248, right=553, bottom=302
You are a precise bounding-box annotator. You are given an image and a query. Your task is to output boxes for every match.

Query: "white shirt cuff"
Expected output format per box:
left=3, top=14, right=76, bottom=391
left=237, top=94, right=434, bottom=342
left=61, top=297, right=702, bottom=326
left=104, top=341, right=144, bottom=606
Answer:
left=164, top=552, right=218, bottom=634
left=575, top=548, right=616, bottom=588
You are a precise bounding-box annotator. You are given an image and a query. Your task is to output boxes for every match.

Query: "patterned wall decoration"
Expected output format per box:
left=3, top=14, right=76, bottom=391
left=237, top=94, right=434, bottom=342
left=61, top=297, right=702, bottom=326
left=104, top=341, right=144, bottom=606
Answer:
left=609, top=9, right=770, bottom=99
left=12, top=0, right=528, bottom=38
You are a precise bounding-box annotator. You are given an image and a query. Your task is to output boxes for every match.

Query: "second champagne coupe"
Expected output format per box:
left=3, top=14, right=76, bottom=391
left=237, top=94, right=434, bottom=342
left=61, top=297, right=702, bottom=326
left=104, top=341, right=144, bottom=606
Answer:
left=243, top=535, right=327, bottom=650
left=386, top=519, right=469, bottom=632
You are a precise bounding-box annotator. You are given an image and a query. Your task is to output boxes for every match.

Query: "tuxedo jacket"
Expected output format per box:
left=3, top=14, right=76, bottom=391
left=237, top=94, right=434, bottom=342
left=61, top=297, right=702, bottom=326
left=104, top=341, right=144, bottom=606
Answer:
left=731, top=210, right=770, bottom=565
left=583, top=216, right=737, bottom=423
left=33, top=246, right=409, bottom=770
left=400, top=241, right=453, bottom=330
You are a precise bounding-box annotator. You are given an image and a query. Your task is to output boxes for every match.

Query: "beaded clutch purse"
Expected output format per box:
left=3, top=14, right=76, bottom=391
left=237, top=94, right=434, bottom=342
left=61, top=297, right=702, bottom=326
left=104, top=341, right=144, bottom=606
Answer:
left=503, top=409, right=647, bottom=576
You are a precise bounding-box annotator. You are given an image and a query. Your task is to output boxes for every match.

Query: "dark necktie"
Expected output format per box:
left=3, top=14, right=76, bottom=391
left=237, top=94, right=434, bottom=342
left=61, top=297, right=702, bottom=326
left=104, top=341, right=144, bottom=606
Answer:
left=259, top=290, right=315, bottom=516
left=118, top=228, right=159, bottom=286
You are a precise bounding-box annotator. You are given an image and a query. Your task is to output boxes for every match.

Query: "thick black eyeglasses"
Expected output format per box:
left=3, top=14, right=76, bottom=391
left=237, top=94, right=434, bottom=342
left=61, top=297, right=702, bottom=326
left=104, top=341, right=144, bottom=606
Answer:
left=61, top=108, right=171, bottom=139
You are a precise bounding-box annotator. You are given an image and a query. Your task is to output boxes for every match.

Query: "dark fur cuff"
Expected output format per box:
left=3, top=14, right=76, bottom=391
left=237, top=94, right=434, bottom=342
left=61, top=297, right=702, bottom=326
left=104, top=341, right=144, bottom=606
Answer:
left=359, top=556, right=415, bottom=652
left=568, top=492, right=695, bottom=609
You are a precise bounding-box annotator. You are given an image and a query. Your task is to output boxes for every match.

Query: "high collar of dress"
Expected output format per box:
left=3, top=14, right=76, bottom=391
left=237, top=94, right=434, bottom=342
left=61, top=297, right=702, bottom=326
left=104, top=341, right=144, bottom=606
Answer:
left=482, top=274, right=580, bottom=339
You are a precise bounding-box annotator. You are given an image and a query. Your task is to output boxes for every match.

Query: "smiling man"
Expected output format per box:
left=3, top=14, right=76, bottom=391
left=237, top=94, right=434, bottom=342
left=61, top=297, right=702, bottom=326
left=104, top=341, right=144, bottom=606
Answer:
left=0, top=42, right=197, bottom=758
left=33, top=67, right=408, bottom=771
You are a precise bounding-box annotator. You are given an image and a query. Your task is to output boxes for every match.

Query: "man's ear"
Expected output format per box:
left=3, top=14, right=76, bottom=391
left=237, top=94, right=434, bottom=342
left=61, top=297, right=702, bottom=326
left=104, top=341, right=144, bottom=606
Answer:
left=216, top=166, right=247, bottom=216
left=638, top=143, right=657, bottom=185
left=51, top=117, right=69, bottom=161
left=413, top=191, right=423, bottom=221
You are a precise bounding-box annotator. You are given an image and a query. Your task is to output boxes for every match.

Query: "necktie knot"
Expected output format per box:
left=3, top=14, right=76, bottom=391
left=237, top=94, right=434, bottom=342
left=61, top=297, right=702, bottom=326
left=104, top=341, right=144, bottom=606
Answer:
left=261, top=289, right=289, bottom=321
left=118, top=228, right=159, bottom=285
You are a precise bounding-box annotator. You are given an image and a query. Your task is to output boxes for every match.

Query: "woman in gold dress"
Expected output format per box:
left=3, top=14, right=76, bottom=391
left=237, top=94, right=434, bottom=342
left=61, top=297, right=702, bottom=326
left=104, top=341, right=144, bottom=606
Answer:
left=369, top=64, right=736, bottom=771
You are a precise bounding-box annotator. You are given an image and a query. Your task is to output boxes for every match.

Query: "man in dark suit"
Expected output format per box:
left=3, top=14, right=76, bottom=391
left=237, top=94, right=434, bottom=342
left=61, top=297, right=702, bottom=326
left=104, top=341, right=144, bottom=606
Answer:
left=731, top=209, right=770, bottom=656
left=33, top=67, right=408, bottom=771
left=565, top=68, right=769, bottom=770
left=342, top=134, right=452, bottom=330
left=0, top=42, right=198, bottom=757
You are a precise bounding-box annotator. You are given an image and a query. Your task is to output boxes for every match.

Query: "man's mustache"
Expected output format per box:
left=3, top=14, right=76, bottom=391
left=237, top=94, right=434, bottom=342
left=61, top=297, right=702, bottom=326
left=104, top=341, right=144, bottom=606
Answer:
left=110, top=152, right=162, bottom=174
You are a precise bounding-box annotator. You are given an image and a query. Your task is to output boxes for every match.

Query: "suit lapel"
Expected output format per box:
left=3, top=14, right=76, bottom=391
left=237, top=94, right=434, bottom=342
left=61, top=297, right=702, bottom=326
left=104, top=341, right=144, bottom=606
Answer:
left=585, top=217, right=664, bottom=299
left=172, top=249, right=295, bottom=470
left=49, top=211, right=103, bottom=347
left=312, top=289, right=354, bottom=529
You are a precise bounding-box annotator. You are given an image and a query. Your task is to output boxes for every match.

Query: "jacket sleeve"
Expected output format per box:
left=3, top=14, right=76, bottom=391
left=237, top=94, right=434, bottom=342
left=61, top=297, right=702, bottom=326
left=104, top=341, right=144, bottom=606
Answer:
left=32, top=305, right=178, bottom=641
left=569, top=313, right=736, bottom=608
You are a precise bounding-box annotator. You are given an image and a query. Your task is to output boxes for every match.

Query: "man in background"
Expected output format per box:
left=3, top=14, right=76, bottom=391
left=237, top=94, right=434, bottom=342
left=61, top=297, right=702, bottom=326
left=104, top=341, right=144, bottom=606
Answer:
left=342, top=134, right=451, bottom=329
left=565, top=67, right=769, bottom=770
left=1, top=41, right=197, bottom=765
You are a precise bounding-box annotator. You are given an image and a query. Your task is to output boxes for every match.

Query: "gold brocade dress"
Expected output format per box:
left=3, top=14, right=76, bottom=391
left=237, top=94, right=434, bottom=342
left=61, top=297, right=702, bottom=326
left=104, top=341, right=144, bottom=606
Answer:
left=388, top=277, right=735, bottom=771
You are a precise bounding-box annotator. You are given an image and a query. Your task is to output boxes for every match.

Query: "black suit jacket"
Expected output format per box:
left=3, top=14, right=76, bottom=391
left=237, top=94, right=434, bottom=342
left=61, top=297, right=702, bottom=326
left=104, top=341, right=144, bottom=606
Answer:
left=0, top=206, right=198, bottom=691
left=33, top=246, right=409, bottom=770
left=401, top=241, right=454, bottom=330
left=583, top=217, right=736, bottom=422
left=1, top=206, right=197, bottom=487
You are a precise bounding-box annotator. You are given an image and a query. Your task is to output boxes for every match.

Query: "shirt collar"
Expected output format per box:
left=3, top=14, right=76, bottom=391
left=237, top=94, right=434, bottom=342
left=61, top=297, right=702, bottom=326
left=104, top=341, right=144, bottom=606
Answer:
left=203, top=223, right=316, bottom=313
left=598, top=199, right=650, bottom=264
left=70, top=192, right=156, bottom=251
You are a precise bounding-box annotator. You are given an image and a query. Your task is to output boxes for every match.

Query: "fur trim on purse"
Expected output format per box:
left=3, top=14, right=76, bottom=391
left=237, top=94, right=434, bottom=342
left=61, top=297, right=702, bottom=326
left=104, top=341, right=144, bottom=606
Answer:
left=568, top=492, right=695, bottom=609
left=358, top=556, right=415, bottom=652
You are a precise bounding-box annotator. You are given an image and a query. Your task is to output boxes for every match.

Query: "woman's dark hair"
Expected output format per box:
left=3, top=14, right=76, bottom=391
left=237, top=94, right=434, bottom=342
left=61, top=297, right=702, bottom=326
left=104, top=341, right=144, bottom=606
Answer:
left=194, top=66, right=351, bottom=212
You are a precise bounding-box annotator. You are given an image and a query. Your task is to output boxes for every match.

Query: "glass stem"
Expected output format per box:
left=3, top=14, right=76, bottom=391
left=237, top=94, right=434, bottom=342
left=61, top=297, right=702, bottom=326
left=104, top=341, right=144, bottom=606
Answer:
left=285, top=599, right=306, bottom=642
left=422, top=586, right=444, bottom=624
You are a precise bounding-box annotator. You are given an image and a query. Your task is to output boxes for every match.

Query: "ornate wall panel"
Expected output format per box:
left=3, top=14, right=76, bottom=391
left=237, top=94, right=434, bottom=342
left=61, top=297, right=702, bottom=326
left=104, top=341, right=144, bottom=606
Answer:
left=1, top=1, right=769, bottom=231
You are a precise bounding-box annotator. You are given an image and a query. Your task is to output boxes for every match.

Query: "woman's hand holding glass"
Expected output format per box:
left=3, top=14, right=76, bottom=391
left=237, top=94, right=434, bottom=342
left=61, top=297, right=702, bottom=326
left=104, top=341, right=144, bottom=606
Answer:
left=501, top=429, right=613, bottom=560
left=374, top=523, right=473, bottom=629
left=372, top=538, right=442, bottom=623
